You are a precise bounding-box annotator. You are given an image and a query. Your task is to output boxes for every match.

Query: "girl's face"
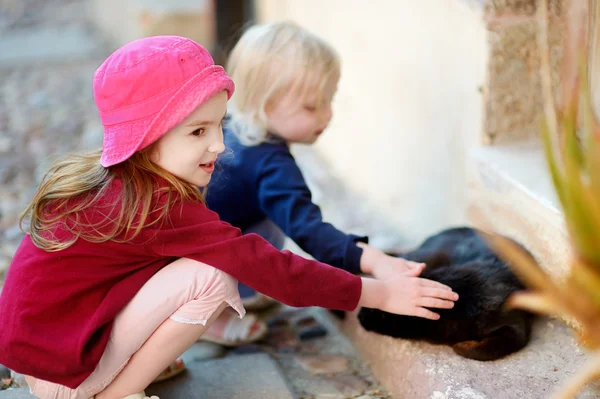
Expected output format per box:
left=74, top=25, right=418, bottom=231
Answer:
left=151, top=91, right=228, bottom=187
left=265, top=75, right=338, bottom=145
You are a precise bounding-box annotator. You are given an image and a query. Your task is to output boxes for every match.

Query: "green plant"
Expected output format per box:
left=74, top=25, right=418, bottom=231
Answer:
left=488, top=0, right=600, bottom=398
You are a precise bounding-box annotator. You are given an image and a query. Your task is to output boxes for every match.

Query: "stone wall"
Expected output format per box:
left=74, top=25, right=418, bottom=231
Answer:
left=482, top=0, right=565, bottom=144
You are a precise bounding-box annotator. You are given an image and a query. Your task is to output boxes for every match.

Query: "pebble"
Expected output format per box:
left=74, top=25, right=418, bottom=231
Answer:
left=295, top=355, right=350, bottom=375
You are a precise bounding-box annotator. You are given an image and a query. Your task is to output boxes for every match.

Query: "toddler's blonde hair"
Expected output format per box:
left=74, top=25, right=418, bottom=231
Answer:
left=226, top=21, right=340, bottom=145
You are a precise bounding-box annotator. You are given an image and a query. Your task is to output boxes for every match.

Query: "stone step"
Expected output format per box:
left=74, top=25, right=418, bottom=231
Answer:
left=340, top=312, right=600, bottom=399
left=0, top=353, right=296, bottom=399
left=149, top=353, right=296, bottom=399
left=467, top=142, right=572, bottom=281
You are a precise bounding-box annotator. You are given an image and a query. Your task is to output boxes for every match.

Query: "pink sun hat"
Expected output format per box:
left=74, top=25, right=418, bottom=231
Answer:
left=94, top=35, right=234, bottom=167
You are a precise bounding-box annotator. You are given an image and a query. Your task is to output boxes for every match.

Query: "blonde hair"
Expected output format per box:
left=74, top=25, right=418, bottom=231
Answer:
left=21, top=147, right=204, bottom=252
left=226, top=21, right=341, bottom=145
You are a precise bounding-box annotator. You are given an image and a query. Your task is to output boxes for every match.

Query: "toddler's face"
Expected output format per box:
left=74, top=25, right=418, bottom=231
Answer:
left=151, top=91, right=228, bottom=187
left=266, top=76, right=338, bottom=145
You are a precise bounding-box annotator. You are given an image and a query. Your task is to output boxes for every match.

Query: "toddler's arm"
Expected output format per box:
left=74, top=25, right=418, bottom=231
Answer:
left=255, top=149, right=365, bottom=273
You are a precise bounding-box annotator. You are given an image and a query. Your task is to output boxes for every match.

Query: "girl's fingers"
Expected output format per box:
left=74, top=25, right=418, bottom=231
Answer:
left=413, top=307, right=440, bottom=320
left=422, top=287, right=459, bottom=301
left=419, top=278, right=454, bottom=291
left=417, top=297, right=456, bottom=309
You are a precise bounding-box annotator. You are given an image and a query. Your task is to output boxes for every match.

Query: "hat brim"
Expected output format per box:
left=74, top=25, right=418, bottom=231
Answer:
left=100, top=65, right=234, bottom=167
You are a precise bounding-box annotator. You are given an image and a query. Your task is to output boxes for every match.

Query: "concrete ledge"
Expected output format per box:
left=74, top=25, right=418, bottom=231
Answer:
left=467, top=142, right=571, bottom=280
left=337, top=143, right=600, bottom=398
left=341, top=312, right=600, bottom=399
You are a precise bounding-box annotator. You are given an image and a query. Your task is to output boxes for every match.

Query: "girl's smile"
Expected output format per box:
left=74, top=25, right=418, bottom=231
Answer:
left=199, top=161, right=215, bottom=174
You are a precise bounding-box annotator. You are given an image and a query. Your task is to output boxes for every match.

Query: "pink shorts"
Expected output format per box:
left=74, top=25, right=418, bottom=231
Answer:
left=28, top=258, right=245, bottom=399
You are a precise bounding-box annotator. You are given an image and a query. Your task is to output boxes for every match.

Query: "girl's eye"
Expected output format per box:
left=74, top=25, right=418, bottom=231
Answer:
left=191, top=128, right=205, bottom=136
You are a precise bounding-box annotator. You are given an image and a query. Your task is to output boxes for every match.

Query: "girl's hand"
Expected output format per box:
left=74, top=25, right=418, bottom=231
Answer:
left=358, top=242, right=424, bottom=278
left=358, top=275, right=458, bottom=320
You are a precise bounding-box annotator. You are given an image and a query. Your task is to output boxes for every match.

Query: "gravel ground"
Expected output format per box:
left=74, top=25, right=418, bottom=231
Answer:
left=0, top=0, right=111, bottom=286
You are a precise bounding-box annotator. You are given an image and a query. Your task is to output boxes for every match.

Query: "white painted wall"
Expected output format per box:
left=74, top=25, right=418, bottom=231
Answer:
left=256, top=0, right=488, bottom=247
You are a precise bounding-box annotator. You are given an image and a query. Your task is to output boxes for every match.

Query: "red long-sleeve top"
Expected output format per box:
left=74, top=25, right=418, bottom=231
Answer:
left=0, top=178, right=361, bottom=388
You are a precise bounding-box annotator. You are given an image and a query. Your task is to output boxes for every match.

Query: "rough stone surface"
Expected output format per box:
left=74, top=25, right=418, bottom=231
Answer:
left=273, top=309, right=389, bottom=399
left=308, top=374, right=371, bottom=398
left=483, top=14, right=564, bottom=144
left=295, top=355, right=350, bottom=375
left=484, top=0, right=562, bottom=15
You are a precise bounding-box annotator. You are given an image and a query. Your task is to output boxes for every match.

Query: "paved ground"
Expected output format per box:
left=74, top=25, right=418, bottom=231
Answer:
left=1, top=306, right=389, bottom=399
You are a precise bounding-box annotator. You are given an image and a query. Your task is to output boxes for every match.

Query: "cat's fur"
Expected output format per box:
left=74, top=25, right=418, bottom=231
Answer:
left=357, top=227, right=535, bottom=361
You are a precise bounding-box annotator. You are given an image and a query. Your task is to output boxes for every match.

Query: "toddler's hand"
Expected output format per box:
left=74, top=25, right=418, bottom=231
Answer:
left=372, top=255, right=425, bottom=280
left=358, top=242, right=424, bottom=278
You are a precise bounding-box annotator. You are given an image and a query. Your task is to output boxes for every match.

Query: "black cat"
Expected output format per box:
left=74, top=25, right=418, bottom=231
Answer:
left=357, top=227, right=535, bottom=361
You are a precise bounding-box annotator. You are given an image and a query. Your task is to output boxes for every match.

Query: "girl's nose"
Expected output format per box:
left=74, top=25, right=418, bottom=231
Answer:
left=208, top=137, right=226, bottom=154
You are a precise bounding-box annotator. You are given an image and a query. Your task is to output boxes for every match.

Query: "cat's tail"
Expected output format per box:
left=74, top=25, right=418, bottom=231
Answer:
left=452, top=313, right=533, bottom=361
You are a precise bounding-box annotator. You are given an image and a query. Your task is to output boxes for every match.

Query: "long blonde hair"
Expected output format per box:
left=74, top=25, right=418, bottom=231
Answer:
left=21, top=147, right=204, bottom=252
left=226, top=21, right=341, bottom=145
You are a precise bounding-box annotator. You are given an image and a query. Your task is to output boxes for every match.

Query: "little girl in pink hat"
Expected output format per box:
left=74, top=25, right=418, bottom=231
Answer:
left=0, top=35, right=458, bottom=399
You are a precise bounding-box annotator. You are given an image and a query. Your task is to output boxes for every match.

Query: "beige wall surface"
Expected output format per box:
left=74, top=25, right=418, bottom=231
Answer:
left=256, top=0, right=488, bottom=242
left=90, top=0, right=216, bottom=50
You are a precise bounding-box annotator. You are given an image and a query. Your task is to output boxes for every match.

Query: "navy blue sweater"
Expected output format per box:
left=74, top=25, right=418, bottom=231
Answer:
left=206, top=128, right=366, bottom=274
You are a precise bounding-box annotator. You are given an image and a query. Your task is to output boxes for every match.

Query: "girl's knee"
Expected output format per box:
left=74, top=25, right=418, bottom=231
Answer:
left=168, top=259, right=244, bottom=324
left=166, top=258, right=239, bottom=300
